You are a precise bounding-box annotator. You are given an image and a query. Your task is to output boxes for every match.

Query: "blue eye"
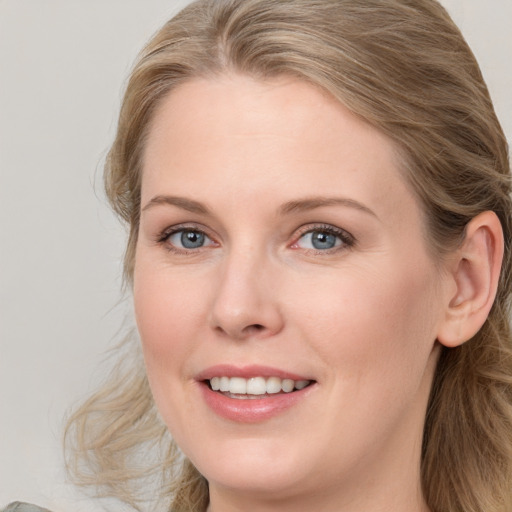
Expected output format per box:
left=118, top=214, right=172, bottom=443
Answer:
left=167, top=229, right=213, bottom=250
left=296, top=227, right=352, bottom=251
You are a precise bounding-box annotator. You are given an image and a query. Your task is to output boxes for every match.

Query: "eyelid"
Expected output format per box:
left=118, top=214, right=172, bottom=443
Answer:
left=157, top=222, right=210, bottom=239
left=290, top=223, right=355, bottom=252
left=156, top=223, right=219, bottom=252
left=154, top=222, right=355, bottom=254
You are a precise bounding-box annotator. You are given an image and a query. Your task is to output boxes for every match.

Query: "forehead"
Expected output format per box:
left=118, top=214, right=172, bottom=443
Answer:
left=144, top=74, right=395, bottom=165
left=141, top=74, right=419, bottom=228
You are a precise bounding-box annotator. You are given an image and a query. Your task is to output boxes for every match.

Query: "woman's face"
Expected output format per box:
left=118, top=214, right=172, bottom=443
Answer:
left=134, top=75, right=452, bottom=508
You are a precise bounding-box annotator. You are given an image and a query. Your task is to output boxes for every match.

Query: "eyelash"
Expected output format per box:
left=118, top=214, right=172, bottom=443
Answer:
left=156, top=224, right=216, bottom=254
left=291, top=224, right=355, bottom=254
left=156, top=223, right=355, bottom=255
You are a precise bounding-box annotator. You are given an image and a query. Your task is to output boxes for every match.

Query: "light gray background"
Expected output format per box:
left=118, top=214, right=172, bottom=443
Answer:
left=1, top=1, right=511, bottom=510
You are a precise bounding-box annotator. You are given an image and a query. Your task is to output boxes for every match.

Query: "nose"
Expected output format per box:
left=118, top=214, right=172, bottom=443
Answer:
left=209, top=249, right=284, bottom=341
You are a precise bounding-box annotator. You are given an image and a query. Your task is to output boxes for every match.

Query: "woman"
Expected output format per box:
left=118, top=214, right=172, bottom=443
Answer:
left=6, top=0, right=511, bottom=511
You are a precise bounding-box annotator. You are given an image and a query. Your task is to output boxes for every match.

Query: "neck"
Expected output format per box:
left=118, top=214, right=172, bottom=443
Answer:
left=206, top=459, right=430, bottom=512
left=207, top=489, right=431, bottom=512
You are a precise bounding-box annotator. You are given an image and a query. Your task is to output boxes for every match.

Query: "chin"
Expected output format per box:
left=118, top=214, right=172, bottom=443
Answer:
left=189, top=435, right=309, bottom=495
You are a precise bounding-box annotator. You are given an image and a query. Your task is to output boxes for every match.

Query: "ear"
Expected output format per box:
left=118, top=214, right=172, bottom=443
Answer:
left=437, top=211, right=504, bottom=348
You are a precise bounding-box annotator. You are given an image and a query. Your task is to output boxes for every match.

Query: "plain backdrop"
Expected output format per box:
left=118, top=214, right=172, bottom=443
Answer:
left=1, top=1, right=511, bottom=510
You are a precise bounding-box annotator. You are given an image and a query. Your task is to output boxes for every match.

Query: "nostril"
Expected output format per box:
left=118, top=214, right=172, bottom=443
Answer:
left=214, top=323, right=266, bottom=338
left=245, top=324, right=265, bottom=333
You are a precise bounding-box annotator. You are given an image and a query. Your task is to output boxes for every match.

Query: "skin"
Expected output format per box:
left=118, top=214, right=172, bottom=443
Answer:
left=133, top=74, right=457, bottom=512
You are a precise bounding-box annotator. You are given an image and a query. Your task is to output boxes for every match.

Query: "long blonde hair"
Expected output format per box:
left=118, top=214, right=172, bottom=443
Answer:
left=65, top=1, right=512, bottom=511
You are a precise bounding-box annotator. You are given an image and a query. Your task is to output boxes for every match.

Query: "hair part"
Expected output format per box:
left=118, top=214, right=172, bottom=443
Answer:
left=67, top=1, right=512, bottom=511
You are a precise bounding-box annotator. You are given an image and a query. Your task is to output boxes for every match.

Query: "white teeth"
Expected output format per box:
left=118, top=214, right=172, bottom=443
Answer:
left=229, top=377, right=247, bottom=394
left=208, top=376, right=312, bottom=395
left=247, top=377, right=267, bottom=395
left=281, top=379, right=294, bottom=393
left=295, top=380, right=309, bottom=390
left=210, top=377, right=220, bottom=391
left=266, top=376, right=282, bottom=394
left=219, top=376, right=230, bottom=392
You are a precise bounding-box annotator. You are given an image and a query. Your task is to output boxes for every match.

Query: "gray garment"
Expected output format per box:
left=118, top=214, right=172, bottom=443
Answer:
left=2, top=503, right=52, bottom=512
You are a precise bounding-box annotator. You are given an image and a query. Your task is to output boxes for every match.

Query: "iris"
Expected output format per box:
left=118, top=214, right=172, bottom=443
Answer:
left=181, top=230, right=205, bottom=249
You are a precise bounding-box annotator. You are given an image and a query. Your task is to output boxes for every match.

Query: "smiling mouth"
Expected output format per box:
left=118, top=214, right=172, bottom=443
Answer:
left=206, top=376, right=314, bottom=399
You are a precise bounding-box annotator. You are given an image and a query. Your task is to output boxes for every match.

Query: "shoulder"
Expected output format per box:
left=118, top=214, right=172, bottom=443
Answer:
left=2, top=503, right=52, bottom=512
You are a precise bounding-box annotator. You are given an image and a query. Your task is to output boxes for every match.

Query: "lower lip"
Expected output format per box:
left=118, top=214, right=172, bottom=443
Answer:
left=198, top=382, right=315, bottom=423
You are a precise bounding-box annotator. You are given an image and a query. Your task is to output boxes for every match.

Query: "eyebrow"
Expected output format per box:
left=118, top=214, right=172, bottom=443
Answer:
left=141, top=194, right=377, bottom=218
left=142, top=195, right=210, bottom=215
left=279, top=196, right=377, bottom=218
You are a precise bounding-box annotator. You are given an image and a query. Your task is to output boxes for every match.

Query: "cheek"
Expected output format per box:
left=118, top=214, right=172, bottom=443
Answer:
left=289, top=259, right=441, bottom=388
left=133, top=262, right=211, bottom=435
left=282, top=261, right=442, bottom=459
left=133, top=263, right=206, bottom=381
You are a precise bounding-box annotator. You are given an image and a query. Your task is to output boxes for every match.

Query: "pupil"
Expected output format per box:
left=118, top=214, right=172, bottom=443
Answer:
left=312, top=231, right=336, bottom=249
left=181, top=231, right=204, bottom=248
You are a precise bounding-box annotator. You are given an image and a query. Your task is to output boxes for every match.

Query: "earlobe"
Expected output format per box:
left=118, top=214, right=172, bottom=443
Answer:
left=437, top=211, right=504, bottom=348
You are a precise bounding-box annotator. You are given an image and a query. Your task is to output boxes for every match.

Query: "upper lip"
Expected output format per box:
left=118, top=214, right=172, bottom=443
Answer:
left=196, top=364, right=314, bottom=382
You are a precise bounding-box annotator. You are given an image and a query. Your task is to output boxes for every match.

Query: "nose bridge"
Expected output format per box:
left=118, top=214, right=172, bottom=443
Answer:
left=209, top=241, right=283, bottom=340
